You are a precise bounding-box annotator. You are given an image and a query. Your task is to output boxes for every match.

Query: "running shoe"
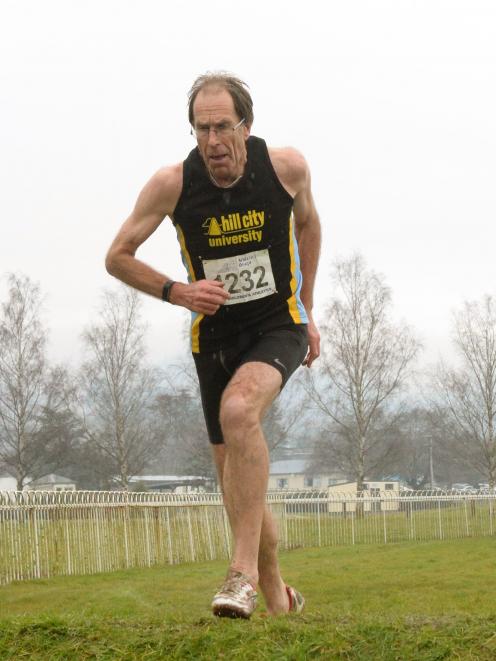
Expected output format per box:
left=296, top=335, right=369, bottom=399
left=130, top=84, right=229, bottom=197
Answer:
left=286, top=585, right=305, bottom=613
left=212, top=570, right=258, bottom=619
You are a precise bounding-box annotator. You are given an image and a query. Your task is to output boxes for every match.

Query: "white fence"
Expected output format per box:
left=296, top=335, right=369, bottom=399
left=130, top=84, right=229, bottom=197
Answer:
left=1, top=489, right=495, bottom=586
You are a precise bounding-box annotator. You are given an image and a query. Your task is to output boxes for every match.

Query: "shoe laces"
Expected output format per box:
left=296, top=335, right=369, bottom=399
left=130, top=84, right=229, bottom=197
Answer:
left=221, top=571, right=255, bottom=597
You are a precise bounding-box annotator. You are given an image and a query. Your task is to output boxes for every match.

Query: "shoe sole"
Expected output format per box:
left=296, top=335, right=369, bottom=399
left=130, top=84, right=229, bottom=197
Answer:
left=212, top=603, right=252, bottom=619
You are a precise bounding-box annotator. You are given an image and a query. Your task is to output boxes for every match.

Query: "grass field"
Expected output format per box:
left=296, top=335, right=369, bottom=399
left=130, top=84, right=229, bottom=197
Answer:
left=1, top=537, right=496, bottom=660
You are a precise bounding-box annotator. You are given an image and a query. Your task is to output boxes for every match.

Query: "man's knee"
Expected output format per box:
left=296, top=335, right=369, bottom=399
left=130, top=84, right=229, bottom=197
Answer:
left=219, top=363, right=281, bottom=443
left=219, top=390, right=259, bottom=439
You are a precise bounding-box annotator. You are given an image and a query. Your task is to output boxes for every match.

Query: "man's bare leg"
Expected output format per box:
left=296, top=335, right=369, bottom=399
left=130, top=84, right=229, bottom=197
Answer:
left=213, top=363, right=290, bottom=614
left=256, top=505, right=290, bottom=614
left=218, top=362, right=279, bottom=586
left=213, top=447, right=289, bottom=613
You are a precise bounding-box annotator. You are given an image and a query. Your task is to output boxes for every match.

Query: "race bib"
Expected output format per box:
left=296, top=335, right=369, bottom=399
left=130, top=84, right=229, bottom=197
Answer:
left=202, top=249, right=276, bottom=305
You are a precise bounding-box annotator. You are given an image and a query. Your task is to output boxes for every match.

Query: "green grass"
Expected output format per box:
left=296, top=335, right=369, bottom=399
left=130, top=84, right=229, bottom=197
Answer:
left=1, top=538, right=496, bottom=659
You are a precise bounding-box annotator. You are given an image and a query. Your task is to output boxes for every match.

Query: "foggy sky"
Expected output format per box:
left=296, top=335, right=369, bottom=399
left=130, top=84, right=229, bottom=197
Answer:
left=1, top=0, right=495, bottom=369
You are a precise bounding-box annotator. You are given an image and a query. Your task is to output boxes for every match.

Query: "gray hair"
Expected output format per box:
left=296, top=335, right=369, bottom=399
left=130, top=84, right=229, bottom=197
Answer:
left=188, top=72, right=254, bottom=128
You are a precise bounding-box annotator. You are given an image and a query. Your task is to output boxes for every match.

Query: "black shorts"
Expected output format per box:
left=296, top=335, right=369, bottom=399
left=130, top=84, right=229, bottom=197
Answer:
left=193, top=324, right=308, bottom=444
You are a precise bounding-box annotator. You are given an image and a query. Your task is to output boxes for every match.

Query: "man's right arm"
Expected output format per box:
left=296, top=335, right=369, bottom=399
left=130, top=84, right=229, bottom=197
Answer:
left=105, top=165, right=229, bottom=315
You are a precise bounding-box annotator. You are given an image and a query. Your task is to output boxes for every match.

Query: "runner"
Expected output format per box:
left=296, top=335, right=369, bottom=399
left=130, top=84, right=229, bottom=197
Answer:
left=106, top=72, right=321, bottom=618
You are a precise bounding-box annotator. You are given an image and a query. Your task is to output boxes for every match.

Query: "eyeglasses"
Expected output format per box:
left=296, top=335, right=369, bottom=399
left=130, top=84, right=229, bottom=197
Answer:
left=190, top=118, right=245, bottom=140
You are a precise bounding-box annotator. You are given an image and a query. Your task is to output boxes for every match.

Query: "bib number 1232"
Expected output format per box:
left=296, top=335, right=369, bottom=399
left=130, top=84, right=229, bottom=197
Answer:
left=202, top=249, right=276, bottom=305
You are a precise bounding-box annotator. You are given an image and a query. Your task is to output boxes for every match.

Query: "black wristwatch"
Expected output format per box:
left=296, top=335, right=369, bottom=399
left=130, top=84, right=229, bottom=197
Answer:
left=161, top=280, right=176, bottom=303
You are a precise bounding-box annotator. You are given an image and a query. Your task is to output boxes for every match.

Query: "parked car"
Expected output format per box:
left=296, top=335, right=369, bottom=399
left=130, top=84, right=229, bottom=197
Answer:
left=451, top=483, right=477, bottom=494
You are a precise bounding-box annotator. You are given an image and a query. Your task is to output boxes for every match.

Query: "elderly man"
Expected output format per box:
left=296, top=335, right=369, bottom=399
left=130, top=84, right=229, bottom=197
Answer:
left=106, top=72, right=321, bottom=619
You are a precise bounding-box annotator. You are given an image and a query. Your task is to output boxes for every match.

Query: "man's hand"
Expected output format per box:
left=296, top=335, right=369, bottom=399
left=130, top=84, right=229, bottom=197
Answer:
left=303, top=318, right=320, bottom=367
left=170, top=280, right=229, bottom=315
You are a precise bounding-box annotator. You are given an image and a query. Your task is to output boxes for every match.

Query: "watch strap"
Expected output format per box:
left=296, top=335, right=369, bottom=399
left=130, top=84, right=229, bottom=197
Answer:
left=161, top=280, right=176, bottom=303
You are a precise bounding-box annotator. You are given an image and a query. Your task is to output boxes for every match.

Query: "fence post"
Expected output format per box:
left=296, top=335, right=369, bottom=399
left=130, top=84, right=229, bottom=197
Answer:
left=204, top=506, right=214, bottom=560
left=187, top=508, right=195, bottom=562
left=153, top=507, right=161, bottom=564
left=383, top=504, right=387, bottom=544
left=437, top=498, right=443, bottom=540
left=123, top=504, right=130, bottom=568
left=222, top=508, right=231, bottom=557
left=409, top=500, right=415, bottom=540
left=144, top=507, right=152, bottom=567
left=317, top=501, right=321, bottom=547
left=165, top=507, right=173, bottom=564
left=30, top=507, right=41, bottom=579
left=283, top=502, right=288, bottom=550
left=94, top=506, right=102, bottom=573
left=65, top=513, right=72, bottom=575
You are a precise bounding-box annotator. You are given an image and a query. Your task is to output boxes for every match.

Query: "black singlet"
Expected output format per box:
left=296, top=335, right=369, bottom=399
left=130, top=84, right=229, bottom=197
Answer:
left=172, top=136, right=308, bottom=353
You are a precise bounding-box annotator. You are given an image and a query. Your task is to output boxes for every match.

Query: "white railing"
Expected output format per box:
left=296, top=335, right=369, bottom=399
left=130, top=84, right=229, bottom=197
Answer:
left=1, top=489, right=494, bottom=586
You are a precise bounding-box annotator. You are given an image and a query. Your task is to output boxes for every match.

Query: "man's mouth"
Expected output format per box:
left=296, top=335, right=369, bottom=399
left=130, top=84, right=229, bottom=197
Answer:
left=209, top=153, right=229, bottom=163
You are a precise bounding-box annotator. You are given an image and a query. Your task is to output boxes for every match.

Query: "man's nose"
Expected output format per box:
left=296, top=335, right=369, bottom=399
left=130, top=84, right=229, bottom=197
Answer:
left=207, top=128, right=220, bottom=146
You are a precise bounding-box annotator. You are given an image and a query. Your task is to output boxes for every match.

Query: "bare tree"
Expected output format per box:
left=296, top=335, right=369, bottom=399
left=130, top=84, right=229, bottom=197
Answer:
left=34, top=367, right=85, bottom=481
left=388, top=406, right=449, bottom=489
left=263, top=403, right=292, bottom=453
left=0, top=274, right=46, bottom=489
left=0, top=274, right=72, bottom=489
left=154, top=386, right=214, bottom=479
left=79, top=287, right=161, bottom=489
left=305, top=255, right=420, bottom=491
left=263, top=384, right=304, bottom=454
left=436, top=295, right=496, bottom=487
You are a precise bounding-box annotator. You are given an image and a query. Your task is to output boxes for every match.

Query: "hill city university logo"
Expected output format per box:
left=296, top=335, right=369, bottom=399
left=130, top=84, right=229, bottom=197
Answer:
left=203, top=209, right=265, bottom=247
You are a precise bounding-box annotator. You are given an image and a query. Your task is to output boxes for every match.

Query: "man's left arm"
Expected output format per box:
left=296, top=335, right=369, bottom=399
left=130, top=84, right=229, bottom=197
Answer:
left=292, top=156, right=321, bottom=367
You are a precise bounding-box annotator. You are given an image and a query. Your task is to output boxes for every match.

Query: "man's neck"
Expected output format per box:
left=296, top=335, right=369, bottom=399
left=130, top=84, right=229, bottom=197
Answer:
left=208, top=170, right=244, bottom=189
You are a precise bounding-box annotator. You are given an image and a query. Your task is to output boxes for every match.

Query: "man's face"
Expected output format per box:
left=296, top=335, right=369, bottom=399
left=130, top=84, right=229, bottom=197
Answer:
left=192, top=86, right=250, bottom=187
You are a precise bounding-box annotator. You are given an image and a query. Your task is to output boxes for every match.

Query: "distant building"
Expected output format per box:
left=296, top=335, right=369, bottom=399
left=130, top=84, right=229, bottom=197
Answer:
left=268, top=458, right=347, bottom=491
left=1, top=471, right=77, bottom=491
left=127, top=475, right=215, bottom=493
left=328, top=480, right=400, bottom=512
left=25, top=474, right=76, bottom=491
